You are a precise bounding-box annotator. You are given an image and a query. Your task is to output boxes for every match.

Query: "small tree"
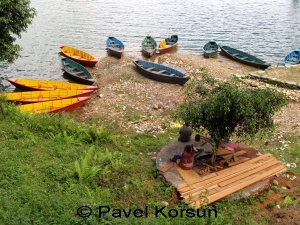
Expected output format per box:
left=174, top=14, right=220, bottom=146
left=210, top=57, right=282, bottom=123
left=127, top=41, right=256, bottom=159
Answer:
left=172, top=69, right=288, bottom=164
left=0, top=0, right=36, bottom=63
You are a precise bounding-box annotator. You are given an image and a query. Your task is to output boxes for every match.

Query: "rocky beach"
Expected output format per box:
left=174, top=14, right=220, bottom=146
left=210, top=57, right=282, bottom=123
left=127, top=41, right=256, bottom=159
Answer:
left=81, top=52, right=300, bottom=136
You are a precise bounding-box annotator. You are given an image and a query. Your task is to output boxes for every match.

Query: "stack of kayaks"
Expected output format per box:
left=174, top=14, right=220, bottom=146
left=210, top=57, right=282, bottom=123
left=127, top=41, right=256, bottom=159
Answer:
left=2, top=78, right=98, bottom=114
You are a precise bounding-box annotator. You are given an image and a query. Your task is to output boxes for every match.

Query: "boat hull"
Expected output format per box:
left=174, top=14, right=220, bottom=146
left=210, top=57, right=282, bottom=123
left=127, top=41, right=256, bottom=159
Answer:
left=18, top=97, right=91, bottom=114
left=157, top=35, right=178, bottom=54
left=284, top=49, right=300, bottom=66
left=142, top=49, right=155, bottom=57
left=133, top=60, right=189, bottom=85
left=219, top=45, right=270, bottom=70
left=58, top=44, right=98, bottom=67
left=7, top=78, right=98, bottom=91
left=61, top=57, right=95, bottom=85
left=2, top=90, right=93, bottom=104
left=106, top=36, right=124, bottom=58
left=203, top=41, right=219, bottom=58
left=142, top=35, right=157, bottom=57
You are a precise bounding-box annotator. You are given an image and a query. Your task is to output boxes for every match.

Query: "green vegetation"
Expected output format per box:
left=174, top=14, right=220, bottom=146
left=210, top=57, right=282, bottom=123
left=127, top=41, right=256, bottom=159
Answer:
left=172, top=69, right=288, bottom=164
left=0, top=70, right=299, bottom=224
left=0, top=0, right=36, bottom=63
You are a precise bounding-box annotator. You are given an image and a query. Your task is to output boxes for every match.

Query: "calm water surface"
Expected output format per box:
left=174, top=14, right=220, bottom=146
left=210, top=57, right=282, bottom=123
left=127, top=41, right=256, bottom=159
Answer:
left=1, top=0, right=300, bottom=90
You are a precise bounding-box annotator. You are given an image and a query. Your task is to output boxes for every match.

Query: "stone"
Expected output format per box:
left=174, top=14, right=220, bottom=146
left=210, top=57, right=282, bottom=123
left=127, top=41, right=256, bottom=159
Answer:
left=161, top=201, right=169, bottom=206
left=273, top=179, right=279, bottom=186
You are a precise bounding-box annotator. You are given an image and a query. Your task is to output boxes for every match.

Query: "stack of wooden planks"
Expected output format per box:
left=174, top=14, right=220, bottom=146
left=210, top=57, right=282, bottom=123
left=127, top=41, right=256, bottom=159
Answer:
left=176, top=153, right=286, bottom=209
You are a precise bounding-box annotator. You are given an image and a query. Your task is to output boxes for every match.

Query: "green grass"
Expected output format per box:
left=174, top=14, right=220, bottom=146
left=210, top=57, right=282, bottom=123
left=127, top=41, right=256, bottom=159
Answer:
left=0, top=99, right=299, bottom=224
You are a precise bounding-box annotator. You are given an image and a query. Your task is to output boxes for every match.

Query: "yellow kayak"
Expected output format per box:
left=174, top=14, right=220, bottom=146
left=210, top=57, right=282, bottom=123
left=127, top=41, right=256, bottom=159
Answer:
left=2, top=89, right=94, bottom=104
left=6, top=78, right=98, bottom=91
left=19, top=96, right=91, bottom=114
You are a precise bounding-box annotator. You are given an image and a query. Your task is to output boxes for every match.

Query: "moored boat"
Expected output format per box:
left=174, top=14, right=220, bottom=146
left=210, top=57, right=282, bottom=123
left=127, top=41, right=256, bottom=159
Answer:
left=58, top=44, right=98, bottom=67
left=142, top=35, right=157, bottom=57
left=284, top=49, right=300, bottom=66
left=106, top=36, right=124, bottom=58
left=1, top=89, right=94, bottom=104
left=61, top=57, right=95, bottom=85
left=219, top=45, right=271, bottom=69
left=18, top=96, right=91, bottom=114
left=203, top=41, right=219, bottom=58
left=6, top=78, right=98, bottom=91
left=132, top=60, right=189, bottom=85
left=157, top=35, right=178, bottom=54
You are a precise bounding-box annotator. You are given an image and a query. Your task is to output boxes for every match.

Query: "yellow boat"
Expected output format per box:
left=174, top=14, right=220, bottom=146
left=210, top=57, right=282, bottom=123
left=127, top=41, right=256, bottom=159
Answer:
left=6, top=78, right=98, bottom=91
left=19, top=96, right=91, bottom=114
left=58, top=44, right=98, bottom=67
left=2, top=89, right=94, bottom=104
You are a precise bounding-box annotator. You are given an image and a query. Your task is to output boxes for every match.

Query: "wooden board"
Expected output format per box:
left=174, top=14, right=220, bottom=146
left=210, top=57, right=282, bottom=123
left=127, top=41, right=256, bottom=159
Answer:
left=174, top=164, right=201, bottom=185
left=160, top=162, right=174, bottom=173
left=176, top=153, right=287, bottom=208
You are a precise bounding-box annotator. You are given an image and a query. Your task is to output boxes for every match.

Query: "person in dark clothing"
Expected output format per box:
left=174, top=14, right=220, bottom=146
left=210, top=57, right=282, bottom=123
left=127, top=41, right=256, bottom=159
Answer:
left=178, top=123, right=193, bottom=142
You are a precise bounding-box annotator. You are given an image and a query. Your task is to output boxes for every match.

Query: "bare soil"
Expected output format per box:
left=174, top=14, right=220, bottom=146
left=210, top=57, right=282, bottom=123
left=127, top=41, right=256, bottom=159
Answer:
left=82, top=52, right=300, bottom=135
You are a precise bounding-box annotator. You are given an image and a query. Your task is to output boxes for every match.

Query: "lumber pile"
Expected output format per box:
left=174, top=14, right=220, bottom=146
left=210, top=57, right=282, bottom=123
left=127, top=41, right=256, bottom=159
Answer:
left=176, top=153, right=286, bottom=209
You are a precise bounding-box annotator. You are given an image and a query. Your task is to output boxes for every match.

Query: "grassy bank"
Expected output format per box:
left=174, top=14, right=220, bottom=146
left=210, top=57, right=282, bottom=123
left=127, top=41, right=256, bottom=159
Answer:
left=0, top=99, right=299, bottom=225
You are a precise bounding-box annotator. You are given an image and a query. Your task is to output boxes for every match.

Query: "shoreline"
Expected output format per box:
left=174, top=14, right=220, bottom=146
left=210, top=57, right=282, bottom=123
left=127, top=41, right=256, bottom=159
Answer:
left=80, top=52, right=300, bottom=135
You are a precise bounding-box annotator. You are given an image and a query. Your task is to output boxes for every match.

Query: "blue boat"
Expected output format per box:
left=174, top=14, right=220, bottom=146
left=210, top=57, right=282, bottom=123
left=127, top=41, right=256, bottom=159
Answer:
left=106, top=36, right=124, bottom=58
left=284, top=49, right=300, bottom=66
left=132, top=60, right=190, bottom=85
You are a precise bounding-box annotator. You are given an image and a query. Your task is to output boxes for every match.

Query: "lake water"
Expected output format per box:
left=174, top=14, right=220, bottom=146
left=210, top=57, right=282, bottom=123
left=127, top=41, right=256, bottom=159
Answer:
left=1, top=0, right=300, bottom=90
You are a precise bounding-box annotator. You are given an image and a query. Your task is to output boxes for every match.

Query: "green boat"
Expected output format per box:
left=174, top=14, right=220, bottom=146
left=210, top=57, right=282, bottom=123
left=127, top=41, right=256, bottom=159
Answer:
left=203, top=41, right=219, bottom=58
left=219, top=45, right=271, bottom=70
left=142, top=35, right=157, bottom=57
left=61, top=56, right=95, bottom=85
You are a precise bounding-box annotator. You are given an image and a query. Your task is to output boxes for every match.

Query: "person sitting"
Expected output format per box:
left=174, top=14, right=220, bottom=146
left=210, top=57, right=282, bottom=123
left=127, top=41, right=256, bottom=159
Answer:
left=170, top=144, right=195, bottom=170
left=178, top=123, right=193, bottom=142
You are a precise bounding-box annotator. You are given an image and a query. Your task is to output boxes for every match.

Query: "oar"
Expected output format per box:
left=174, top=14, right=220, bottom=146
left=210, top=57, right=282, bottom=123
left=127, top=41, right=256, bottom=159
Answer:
left=0, top=103, right=6, bottom=119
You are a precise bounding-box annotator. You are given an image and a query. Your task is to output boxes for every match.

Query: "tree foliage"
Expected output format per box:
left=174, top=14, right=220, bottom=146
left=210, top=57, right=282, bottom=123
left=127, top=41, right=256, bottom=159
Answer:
left=172, top=68, right=288, bottom=156
left=0, top=0, right=36, bottom=63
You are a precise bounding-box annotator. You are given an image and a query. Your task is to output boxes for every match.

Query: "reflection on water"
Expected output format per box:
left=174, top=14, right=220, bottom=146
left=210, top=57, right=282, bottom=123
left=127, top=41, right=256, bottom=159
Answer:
left=0, top=0, right=299, bottom=90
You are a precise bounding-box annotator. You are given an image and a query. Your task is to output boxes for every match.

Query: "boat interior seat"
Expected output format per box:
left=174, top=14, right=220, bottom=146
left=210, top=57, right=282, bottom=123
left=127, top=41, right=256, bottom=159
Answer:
left=145, top=67, right=155, bottom=71
left=156, top=70, right=166, bottom=74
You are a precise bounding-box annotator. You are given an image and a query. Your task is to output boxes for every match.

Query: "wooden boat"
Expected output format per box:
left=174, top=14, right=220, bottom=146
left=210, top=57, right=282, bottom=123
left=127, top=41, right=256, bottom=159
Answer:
left=141, top=35, right=157, bottom=57
left=203, top=41, right=219, bottom=58
left=18, top=96, right=91, bottom=114
left=219, top=45, right=271, bottom=70
left=58, top=44, right=98, bottom=67
left=284, top=49, right=300, bottom=66
left=6, top=78, right=98, bottom=91
left=61, top=57, right=95, bottom=85
left=106, top=36, right=124, bottom=58
left=132, top=60, right=190, bottom=85
left=2, top=89, right=94, bottom=104
left=157, top=35, right=178, bottom=54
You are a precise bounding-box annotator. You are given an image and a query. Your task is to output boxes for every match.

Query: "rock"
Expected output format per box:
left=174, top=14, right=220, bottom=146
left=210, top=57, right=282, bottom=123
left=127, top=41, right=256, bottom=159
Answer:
left=273, top=179, right=279, bottom=186
left=161, top=201, right=169, bottom=206
left=153, top=105, right=159, bottom=110
left=286, top=181, right=293, bottom=189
